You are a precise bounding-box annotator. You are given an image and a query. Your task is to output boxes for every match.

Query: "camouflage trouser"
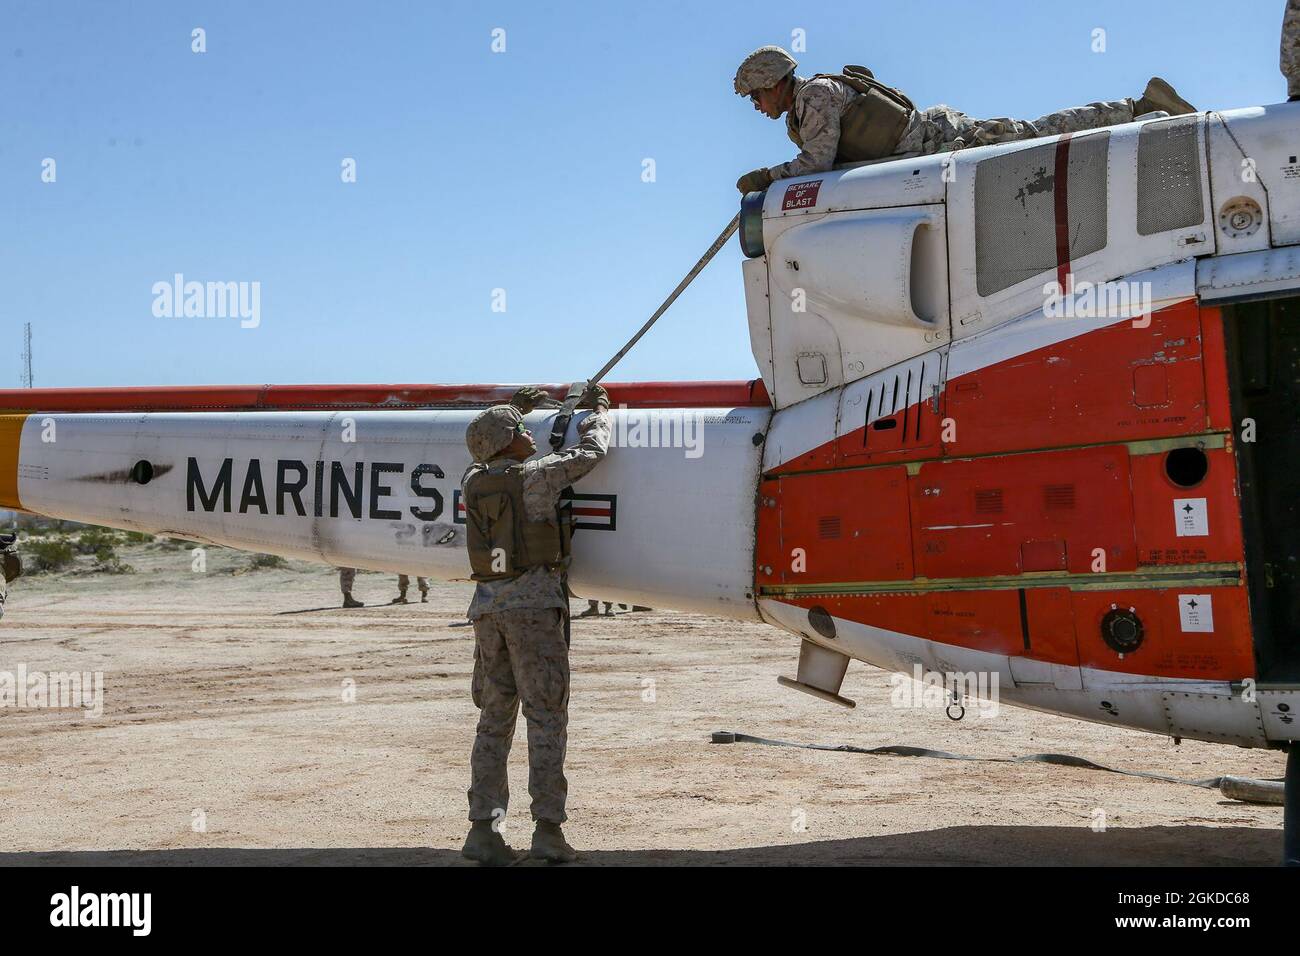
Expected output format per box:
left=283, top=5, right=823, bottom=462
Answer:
left=0, top=579, right=6, bottom=621
left=895, top=100, right=1136, bottom=156
left=1283, top=0, right=1300, bottom=97
left=468, top=606, right=570, bottom=824
left=397, top=574, right=428, bottom=594
left=338, top=567, right=356, bottom=593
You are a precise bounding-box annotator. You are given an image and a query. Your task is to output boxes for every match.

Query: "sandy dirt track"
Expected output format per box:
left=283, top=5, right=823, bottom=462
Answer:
left=0, top=544, right=1286, bottom=866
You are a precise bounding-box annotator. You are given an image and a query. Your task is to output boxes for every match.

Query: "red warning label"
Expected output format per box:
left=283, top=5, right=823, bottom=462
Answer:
left=781, top=180, right=822, bottom=210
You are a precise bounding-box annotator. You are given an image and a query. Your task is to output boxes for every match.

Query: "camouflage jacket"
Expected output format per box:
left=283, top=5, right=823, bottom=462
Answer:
left=772, top=74, right=864, bottom=179
left=465, top=410, right=610, bottom=620
left=1284, top=0, right=1300, bottom=96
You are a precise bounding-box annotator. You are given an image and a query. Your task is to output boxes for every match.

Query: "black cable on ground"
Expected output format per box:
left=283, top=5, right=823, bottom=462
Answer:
left=711, top=730, right=1284, bottom=798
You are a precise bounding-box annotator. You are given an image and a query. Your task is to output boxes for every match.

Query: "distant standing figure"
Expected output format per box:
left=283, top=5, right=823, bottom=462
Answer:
left=338, top=567, right=362, bottom=608
left=394, top=575, right=429, bottom=604
left=578, top=599, right=614, bottom=618
left=0, top=534, right=21, bottom=621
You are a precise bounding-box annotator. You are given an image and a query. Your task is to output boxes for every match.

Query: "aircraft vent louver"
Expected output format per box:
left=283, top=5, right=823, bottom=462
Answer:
left=865, top=377, right=898, bottom=420
left=818, top=516, right=842, bottom=539
left=1136, top=116, right=1204, bottom=237
left=1044, top=483, right=1076, bottom=510
left=877, top=373, right=901, bottom=415
left=974, top=132, right=1109, bottom=297
left=974, top=489, right=1004, bottom=514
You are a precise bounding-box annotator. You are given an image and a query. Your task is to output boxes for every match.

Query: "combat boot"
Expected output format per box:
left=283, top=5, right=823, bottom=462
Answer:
left=530, top=821, right=577, bottom=863
left=391, top=591, right=409, bottom=604
left=419, top=589, right=429, bottom=603
left=1135, top=77, right=1195, bottom=117
left=461, top=820, right=518, bottom=866
left=342, top=594, right=363, bottom=608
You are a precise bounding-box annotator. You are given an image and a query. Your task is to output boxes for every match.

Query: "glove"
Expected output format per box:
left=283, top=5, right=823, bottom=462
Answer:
left=577, top=383, right=610, bottom=411
left=509, top=386, right=552, bottom=413
left=736, top=167, right=774, bottom=194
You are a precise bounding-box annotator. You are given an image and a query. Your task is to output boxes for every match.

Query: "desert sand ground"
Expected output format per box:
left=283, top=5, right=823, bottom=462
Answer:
left=0, top=541, right=1286, bottom=866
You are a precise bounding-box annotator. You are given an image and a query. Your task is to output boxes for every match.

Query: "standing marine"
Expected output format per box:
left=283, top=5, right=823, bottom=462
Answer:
left=460, top=383, right=611, bottom=865
left=338, top=567, right=362, bottom=608
left=0, top=533, right=21, bottom=621
left=732, top=46, right=1196, bottom=193
left=394, top=574, right=429, bottom=604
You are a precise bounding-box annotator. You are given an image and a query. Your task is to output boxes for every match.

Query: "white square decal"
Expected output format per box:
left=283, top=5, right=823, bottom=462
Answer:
left=1174, top=498, right=1208, bottom=537
left=1178, top=594, right=1214, bottom=632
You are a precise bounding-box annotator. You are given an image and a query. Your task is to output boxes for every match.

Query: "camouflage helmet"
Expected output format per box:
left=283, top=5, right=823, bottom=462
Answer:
left=466, top=404, right=524, bottom=462
left=734, top=46, right=797, bottom=96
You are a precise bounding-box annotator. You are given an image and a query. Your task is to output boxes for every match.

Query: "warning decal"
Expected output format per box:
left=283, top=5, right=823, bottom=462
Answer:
left=1178, top=593, right=1214, bottom=633
left=1173, top=497, right=1208, bottom=537
left=782, top=180, right=822, bottom=210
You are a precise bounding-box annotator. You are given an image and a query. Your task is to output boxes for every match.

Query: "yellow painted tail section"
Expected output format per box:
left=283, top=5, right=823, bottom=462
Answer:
left=0, top=414, right=28, bottom=510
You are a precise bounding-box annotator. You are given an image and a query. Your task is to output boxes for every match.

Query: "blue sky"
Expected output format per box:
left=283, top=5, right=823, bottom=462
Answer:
left=0, top=0, right=1290, bottom=389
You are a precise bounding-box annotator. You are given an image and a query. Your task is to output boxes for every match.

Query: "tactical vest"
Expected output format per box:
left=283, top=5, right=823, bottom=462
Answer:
left=463, top=463, right=570, bottom=582
left=0, top=541, right=20, bottom=584
left=787, top=65, right=916, bottom=164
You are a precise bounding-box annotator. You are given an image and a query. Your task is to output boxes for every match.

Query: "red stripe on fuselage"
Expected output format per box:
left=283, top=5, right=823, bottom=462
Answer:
left=0, top=380, right=772, bottom=413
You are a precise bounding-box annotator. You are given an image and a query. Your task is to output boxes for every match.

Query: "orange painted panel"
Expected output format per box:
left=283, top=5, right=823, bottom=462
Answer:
left=774, top=467, right=913, bottom=584
left=771, top=435, right=839, bottom=474
left=785, top=593, right=930, bottom=642
left=922, top=589, right=1024, bottom=655
left=1072, top=586, right=1255, bottom=680
left=782, top=582, right=1249, bottom=681
left=1199, top=305, right=1234, bottom=432
left=785, top=587, right=1062, bottom=662
left=1130, top=446, right=1243, bottom=567
left=946, top=301, right=1207, bottom=458
left=1022, top=587, right=1079, bottom=666
left=912, top=445, right=1137, bottom=579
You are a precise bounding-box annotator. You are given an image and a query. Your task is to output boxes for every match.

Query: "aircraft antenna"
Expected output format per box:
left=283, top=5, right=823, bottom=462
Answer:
left=20, top=322, right=32, bottom=388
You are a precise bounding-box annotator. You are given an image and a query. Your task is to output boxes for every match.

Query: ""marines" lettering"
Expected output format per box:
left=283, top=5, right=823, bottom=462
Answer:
left=185, top=457, right=445, bottom=520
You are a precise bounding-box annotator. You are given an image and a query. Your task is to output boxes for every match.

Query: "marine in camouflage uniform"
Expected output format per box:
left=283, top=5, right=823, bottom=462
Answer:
left=460, top=384, right=610, bottom=865
left=892, top=99, right=1139, bottom=158
left=0, top=534, right=19, bottom=621
left=733, top=46, right=1195, bottom=191
left=1283, top=0, right=1300, bottom=99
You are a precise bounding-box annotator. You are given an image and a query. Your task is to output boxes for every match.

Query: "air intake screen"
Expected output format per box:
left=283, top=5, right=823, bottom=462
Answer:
left=1136, top=116, right=1204, bottom=236
left=975, top=133, right=1110, bottom=297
